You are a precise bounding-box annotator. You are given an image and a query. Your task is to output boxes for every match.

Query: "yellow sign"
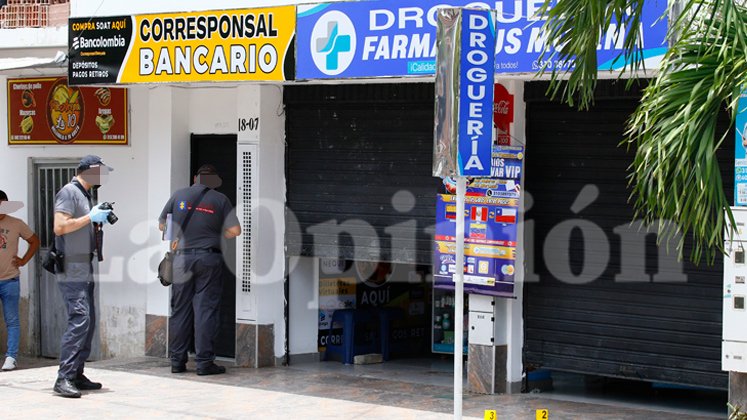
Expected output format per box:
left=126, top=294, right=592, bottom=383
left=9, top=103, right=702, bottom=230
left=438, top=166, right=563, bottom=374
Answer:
left=536, top=409, right=549, bottom=420
left=484, top=410, right=497, bottom=420
left=436, top=241, right=516, bottom=260
left=319, top=277, right=356, bottom=297
left=68, top=7, right=295, bottom=85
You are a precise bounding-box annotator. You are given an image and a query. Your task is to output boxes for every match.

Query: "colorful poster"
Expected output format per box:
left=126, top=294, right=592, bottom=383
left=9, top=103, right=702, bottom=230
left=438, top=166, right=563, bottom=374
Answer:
left=443, top=146, right=524, bottom=197
left=7, top=77, right=127, bottom=145
left=735, top=90, right=747, bottom=206
left=434, top=146, right=524, bottom=297
left=317, top=258, right=429, bottom=353
left=493, top=83, right=514, bottom=146
left=68, top=6, right=296, bottom=85
left=296, top=0, right=668, bottom=79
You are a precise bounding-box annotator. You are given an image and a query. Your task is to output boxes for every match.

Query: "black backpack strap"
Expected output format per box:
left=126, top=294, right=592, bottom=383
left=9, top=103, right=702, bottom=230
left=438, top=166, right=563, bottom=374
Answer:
left=71, top=179, right=92, bottom=207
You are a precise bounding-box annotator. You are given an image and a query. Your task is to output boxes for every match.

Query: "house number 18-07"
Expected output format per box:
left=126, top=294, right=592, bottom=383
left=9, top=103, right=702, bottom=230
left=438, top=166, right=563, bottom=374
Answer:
left=238, top=118, right=259, bottom=132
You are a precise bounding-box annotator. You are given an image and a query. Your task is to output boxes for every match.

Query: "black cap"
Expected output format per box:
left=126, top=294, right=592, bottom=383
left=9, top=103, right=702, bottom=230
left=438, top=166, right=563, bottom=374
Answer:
left=196, top=164, right=218, bottom=176
left=78, top=155, right=114, bottom=171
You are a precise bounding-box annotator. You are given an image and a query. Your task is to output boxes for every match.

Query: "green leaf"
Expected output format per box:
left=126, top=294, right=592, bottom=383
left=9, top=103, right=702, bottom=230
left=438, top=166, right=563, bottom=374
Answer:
left=539, top=0, right=747, bottom=264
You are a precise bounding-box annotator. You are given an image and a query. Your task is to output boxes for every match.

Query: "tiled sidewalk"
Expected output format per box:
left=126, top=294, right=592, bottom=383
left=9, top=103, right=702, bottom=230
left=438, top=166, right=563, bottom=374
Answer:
left=0, top=357, right=722, bottom=419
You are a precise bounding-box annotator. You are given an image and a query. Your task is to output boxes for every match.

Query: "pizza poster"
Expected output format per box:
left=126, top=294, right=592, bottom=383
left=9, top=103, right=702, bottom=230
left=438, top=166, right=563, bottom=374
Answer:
left=7, top=77, right=127, bottom=145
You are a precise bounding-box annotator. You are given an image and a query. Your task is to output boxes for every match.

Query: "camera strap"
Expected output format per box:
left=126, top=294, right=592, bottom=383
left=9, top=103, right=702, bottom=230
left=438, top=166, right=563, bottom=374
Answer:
left=172, top=186, right=210, bottom=251
left=71, top=179, right=92, bottom=207
left=71, top=178, right=102, bottom=260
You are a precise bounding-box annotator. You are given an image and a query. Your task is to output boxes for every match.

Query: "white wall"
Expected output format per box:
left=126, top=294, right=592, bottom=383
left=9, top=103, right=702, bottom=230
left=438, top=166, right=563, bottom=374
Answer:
left=145, top=85, right=240, bottom=319
left=0, top=27, right=66, bottom=49
left=139, top=84, right=289, bottom=358
left=0, top=76, right=151, bottom=358
left=254, top=84, right=287, bottom=358
left=504, top=79, right=526, bottom=389
left=144, top=86, right=174, bottom=317
left=288, top=257, right=319, bottom=355
left=72, top=0, right=350, bottom=17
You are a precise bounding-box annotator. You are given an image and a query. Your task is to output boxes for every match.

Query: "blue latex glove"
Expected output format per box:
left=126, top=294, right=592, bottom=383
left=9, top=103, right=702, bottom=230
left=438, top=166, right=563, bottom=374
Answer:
left=89, top=204, right=111, bottom=224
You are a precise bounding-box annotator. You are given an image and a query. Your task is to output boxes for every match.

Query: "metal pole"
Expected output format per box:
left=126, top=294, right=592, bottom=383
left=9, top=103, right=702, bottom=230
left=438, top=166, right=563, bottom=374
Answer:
left=454, top=176, right=466, bottom=419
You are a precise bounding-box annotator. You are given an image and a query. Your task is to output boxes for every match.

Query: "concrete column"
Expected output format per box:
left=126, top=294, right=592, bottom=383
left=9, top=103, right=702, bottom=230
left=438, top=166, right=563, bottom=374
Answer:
left=234, top=84, right=287, bottom=366
left=506, top=79, right=526, bottom=393
left=466, top=80, right=527, bottom=394
left=731, top=372, right=747, bottom=413
left=145, top=86, right=175, bottom=318
left=288, top=257, right=321, bottom=362
left=144, top=86, right=189, bottom=357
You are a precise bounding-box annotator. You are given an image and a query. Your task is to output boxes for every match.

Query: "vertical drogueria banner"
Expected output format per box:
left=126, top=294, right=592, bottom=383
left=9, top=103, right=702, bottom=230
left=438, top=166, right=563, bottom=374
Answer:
left=433, top=8, right=496, bottom=179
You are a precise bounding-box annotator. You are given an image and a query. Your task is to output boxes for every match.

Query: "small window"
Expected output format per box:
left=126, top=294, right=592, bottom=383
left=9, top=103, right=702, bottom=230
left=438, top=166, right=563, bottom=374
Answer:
left=735, top=296, right=745, bottom=310
left=736, top=248, right=745, bottom=264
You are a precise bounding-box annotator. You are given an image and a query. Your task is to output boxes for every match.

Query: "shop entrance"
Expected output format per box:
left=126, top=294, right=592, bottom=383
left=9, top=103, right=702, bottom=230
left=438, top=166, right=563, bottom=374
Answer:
left=284, top=83, right=449, bottom=366
left=190, top=134, right=237, bottom=358
left=316, top=259, right=433, bottom=362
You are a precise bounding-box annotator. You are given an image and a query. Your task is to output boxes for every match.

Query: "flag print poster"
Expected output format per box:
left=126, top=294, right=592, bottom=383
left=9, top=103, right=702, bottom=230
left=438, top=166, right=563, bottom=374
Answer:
left=433, top=146, right=524, bottom=297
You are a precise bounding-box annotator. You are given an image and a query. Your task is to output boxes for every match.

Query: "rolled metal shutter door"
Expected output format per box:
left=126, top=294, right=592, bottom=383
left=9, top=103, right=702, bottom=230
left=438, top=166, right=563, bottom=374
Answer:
left=523, top=80, right=733, bottom=389
left=284, top=83, right=440, bottom=265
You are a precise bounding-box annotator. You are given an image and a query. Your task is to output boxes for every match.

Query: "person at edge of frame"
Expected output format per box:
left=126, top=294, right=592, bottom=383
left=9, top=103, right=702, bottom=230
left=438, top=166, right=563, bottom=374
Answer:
left=51, top=155, right=114, bottom=398
left=158, top=164, right=241, bottom=376
left=0, top=190, right=40, bottom=371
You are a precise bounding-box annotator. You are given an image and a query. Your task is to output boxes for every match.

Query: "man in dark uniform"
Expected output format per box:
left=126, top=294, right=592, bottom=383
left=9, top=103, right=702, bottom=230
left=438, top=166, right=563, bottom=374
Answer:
left=159, top=164, right=241, bottom=375
left=52, top=155, right=114, bottom=398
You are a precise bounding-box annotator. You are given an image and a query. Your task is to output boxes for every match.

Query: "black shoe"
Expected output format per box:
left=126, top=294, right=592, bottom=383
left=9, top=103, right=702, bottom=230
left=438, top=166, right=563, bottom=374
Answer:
left=171, top=365, right=187, bottom=373
left=53, top=378, right=81, bottom=398
left=75, top=374, right=102, bottom=390
left=196, top=363, right=226, bottom=376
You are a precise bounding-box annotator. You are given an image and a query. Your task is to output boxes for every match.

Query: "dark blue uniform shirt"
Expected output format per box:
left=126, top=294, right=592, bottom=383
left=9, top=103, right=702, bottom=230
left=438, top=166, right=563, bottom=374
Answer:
left=159, top=184, right=240, bottom=250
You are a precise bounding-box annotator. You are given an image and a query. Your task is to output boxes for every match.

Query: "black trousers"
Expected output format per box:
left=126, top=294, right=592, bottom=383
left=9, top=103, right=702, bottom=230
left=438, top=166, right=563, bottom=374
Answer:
left=169, top=252, right=223, bottom=369
left=57, top=262, right=95, bottom=380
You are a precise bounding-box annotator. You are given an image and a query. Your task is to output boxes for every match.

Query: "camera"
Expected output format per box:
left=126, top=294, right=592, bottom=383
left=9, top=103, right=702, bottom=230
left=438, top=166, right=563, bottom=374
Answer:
left=99, top=202, right=118, bottom=225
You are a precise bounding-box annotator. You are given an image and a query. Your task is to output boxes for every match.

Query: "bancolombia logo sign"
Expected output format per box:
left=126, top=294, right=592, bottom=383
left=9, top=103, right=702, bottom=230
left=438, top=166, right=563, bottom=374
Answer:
left=68, top=6, right=296, bottom=85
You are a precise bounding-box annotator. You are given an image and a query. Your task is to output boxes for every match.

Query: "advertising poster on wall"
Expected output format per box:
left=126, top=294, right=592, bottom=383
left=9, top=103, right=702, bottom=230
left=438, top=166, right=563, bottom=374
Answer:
left=735, top=90, right=747, bottom=206
left=296, top=0, right=667, bottom=79
left=68, top=6, right=296, bottom=85
left=494, top=83, right=514, bottom=146
left=434, top=146, right=524, bottom=297
left=7, top=77, right=127, bottom=145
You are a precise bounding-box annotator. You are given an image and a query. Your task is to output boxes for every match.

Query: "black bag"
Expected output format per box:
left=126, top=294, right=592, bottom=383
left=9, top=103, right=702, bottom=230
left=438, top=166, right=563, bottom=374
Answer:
left=41, top=242, right=64, bottom=274
left=157, top=250, right=174, bottom=286
left=158, top=187, right=209, bottom=286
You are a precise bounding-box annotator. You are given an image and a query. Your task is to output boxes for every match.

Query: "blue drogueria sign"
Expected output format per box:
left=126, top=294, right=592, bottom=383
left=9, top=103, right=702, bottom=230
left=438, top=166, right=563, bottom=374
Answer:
left=296, top=0, right=668, bottom=79
left=457, top=9, right=495, bottom=177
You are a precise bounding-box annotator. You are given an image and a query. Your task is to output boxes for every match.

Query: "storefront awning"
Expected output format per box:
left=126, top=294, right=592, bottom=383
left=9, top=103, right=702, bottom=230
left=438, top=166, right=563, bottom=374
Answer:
left=0, top=50, right=67, bottom=71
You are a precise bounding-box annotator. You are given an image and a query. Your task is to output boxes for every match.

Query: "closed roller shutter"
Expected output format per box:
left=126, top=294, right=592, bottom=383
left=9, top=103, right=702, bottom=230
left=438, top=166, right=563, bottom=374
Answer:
left=523, top=80, right=733, bottom=389
left=284, top=83, right=440, bottom=264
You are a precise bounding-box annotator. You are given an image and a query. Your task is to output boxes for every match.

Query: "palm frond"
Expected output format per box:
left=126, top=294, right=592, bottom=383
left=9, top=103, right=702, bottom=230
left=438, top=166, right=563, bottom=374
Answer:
left=626, top=0, right=747, bottom=263
left=538, top=0, right=647, bottom=109
left=539, top=0, right=747, bottom=264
